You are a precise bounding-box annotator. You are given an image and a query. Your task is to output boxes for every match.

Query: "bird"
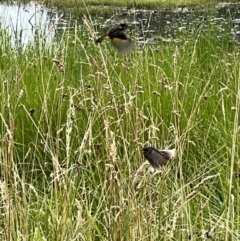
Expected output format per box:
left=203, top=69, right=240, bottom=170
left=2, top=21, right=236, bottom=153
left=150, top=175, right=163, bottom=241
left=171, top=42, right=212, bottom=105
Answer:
left=142, top=146, right=176, bottom=169
left=95, top=23, right=134, bottom=54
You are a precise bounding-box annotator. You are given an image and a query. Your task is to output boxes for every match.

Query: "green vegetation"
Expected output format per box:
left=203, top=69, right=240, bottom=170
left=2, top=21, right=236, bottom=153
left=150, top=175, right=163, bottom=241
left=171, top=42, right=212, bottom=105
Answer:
left=43, top=0, right=240, bottom=10
left=3, top=0, right=240, bottom=15
left=0, top=16, right=240, bottom=240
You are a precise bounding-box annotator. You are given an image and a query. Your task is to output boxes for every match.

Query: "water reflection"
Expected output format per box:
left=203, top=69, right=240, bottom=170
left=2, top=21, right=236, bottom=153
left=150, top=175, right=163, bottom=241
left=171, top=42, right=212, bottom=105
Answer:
left=0, top=1, right=63, bottom=48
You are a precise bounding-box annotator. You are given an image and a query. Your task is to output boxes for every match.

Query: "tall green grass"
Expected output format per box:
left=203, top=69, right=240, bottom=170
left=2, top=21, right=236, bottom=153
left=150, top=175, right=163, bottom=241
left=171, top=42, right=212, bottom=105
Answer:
left=0, top=17, right=239, bottom=240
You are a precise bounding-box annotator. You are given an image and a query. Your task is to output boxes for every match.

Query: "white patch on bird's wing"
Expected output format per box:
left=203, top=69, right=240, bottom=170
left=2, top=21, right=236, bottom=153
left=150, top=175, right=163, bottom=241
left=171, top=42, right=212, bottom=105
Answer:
left=161, top=149, right=176, bottom=158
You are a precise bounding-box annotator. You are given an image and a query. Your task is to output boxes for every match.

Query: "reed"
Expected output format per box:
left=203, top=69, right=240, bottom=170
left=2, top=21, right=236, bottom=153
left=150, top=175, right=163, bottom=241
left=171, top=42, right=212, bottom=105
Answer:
left=0, top=14, right=239, bottom=241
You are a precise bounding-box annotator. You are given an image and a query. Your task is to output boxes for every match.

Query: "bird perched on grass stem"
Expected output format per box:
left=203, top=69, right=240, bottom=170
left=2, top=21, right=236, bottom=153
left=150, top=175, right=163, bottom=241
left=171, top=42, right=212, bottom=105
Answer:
left=142, top=146, right=176, bottom=169
left=95, top=23, right=134, bottom=54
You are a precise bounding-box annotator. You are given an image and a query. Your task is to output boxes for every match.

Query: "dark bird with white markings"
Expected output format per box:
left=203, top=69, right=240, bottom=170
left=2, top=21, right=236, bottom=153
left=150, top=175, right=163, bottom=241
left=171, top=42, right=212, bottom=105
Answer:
left=142, top=146, right=176, bottom=169
left=95, top=23, right=134, bottom=54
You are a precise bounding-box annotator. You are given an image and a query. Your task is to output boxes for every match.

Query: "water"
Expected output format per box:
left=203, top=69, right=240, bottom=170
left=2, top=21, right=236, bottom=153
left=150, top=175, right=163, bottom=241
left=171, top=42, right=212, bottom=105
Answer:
left=1, top=1, right=240, bottom=48
left=0, top=1, right=64, bottom=48
left=93, top=3, right=240, bottom=45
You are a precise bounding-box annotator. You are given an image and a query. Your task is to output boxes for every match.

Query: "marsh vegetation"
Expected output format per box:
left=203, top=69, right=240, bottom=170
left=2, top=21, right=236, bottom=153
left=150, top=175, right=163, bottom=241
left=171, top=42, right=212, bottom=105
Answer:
left=0, top=1, right=240, bottom=240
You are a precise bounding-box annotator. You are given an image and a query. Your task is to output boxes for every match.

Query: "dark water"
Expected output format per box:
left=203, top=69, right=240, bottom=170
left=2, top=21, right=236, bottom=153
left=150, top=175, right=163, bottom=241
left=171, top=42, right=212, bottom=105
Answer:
left=1, top=1, right=240, bottom=48
left=93, top=3, right=240, bottom=45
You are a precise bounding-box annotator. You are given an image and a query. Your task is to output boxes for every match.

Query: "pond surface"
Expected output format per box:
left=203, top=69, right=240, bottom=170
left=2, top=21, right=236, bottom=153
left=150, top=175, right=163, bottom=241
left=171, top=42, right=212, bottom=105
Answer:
left=1, top=1, right=240, bottom=48
left=0, top=1, right=64, bottom=48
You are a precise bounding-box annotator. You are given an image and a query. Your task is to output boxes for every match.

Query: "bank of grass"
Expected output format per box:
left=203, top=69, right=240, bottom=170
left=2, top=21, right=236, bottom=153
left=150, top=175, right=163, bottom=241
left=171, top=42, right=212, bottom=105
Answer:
left=43, top=0, right=240, bottom=10
left=5, top=0, right=240, bottom=15
left=0, top=19, right=240, bottom=240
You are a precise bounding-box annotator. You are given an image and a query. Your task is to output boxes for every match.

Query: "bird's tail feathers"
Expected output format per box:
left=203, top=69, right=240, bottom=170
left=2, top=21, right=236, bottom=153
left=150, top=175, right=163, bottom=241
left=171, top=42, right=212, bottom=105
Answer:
left=95, top=34, right=108, bottom=44
left=161, top=149, right=176, bottom=159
